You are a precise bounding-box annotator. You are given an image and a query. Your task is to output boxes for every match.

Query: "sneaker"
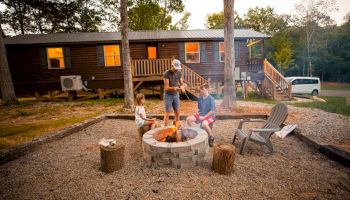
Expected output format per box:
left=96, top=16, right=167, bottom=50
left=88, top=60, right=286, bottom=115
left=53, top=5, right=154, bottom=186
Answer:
left=208, top=136, right=214, bottom=147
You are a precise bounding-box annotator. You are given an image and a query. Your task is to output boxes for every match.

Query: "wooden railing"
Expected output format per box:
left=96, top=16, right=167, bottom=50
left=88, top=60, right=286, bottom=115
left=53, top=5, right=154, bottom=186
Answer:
left=247, top=59, right=264, bottom=72
left=263, top=59, right=291, bottom=99
left=181, top=64, right=208, bottom=88
left=261, top=74, right=276, bottom=98
left=131, top=58, right=208, bottom=90
left=131, top=59, right=172, bottom=77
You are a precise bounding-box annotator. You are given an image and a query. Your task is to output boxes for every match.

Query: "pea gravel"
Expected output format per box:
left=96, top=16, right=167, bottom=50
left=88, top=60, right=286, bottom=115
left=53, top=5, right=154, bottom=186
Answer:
left=0, top=118, right=349, bottom=200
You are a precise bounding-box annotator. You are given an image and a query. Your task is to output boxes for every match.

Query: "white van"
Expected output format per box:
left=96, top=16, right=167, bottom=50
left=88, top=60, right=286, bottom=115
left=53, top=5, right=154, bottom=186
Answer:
left=285, top=76, right=321, bottom=96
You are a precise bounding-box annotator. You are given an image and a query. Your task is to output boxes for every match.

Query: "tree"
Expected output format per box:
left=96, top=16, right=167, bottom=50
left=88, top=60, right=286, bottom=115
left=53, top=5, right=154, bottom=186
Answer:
left=120, top=0, right=134, bottom=109
left=0, top=23, right=17, bottom=105
left=0, top=0, right=32, bottom=35
left=100, top=0, right=121, bottom=31
left=171, top=11, right=190, bottom=30
left=269, top=31, right=294, bottom=74
left=77, top=0, right=102, bottom=32
left=205, top=11, right=244, bottom=29
left=221, top=0, right=236, bottom=109
left=157, top=0, right=184, bottom=29
left=128, top=0, right=170, bottom=30
left=243, top=7, right=288, bottom=35
left=292, top=0, right=337, bottom=76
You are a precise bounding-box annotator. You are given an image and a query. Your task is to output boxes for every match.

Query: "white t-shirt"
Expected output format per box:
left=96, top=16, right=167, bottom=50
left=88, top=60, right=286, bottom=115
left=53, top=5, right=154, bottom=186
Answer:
left=135, top=106, right=146, bottom=127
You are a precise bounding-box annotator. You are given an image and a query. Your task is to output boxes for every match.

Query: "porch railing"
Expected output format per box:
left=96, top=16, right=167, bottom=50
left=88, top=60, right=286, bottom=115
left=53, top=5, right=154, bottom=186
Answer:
left=263, top=59, right=291, bottom=99
left=131, top=58, right=208, bottom=89
left=247, top=59, right=264, bottom=72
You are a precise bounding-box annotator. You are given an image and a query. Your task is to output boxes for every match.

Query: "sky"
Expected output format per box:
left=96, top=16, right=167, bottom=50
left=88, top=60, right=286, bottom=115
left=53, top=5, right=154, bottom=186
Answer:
left=174, top=0, right=350, bottom=29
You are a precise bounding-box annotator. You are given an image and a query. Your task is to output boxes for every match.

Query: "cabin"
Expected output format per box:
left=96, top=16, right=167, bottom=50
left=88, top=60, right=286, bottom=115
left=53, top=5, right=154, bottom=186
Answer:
left=4, top=29, right=291, bottom=100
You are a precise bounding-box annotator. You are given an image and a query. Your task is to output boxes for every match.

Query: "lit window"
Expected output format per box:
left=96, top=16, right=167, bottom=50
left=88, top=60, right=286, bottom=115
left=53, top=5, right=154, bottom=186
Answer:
left=104, top=45, right=120, bottom=67
left=219, top=42, right=240, bottom=62
left=219, top=42, right=225, bottom=62
left=148, top=47, right=157, bottom=59
left=47, top=48, right=64, bottom=69
left=185, top=42, right=200, bottom=63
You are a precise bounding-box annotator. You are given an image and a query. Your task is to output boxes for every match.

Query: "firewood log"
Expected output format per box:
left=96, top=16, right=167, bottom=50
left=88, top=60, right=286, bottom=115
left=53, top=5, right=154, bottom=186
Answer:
left=212, top=143, right=236, bottom=175
left=138, top=125, right=151, bottom=138
left=100, top=144, right=125, bottom=173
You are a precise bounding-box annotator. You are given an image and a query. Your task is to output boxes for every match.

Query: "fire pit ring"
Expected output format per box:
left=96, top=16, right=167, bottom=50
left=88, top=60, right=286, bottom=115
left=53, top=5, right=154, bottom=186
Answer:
left=142, top=126, right=209, bottom=169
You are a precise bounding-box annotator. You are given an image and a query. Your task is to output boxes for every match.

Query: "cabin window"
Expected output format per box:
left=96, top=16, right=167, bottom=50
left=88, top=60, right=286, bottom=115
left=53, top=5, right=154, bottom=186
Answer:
left=47, top=48, right=65, bottom=69
left=104, top=45, right=121, bottom=67
left=219, top=42, right=240, bottom=62
left=185, top=42, right=200, bottom=63
left=147, top=47, right=157, bottom=59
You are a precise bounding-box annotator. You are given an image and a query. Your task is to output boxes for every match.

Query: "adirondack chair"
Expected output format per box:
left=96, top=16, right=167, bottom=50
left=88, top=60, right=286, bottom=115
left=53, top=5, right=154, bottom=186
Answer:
left=232, top=103, right=288, bottom=154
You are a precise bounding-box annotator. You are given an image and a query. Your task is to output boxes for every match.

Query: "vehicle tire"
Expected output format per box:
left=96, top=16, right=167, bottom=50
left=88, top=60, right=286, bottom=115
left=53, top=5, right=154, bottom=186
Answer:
left=311, top=90, right=318, bottom=96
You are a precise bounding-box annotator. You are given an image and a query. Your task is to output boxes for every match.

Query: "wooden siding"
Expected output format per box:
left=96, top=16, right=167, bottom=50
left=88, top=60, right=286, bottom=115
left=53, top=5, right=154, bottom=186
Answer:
left=177, top=40, right=249, bottom=82
left=6, top=39, right=255, bottom=94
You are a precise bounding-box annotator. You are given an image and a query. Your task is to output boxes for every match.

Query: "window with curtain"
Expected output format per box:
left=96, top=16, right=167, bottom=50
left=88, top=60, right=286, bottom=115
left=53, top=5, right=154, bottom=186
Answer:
left=104, top=45, right=121, bottom=67
left=185, top=42, right=200, bottom=63
left=47, top=48, right=65, bottom=69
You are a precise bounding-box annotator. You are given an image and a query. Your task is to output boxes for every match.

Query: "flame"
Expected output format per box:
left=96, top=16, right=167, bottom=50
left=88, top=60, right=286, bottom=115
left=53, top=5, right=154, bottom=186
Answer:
left=156, top=121, right=182, bottom=142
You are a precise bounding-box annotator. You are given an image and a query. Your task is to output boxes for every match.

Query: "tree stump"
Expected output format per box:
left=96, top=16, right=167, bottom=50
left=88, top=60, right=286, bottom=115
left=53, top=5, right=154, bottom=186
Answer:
left=100, top=144, right=125, bottom=173
left=212, top=143, right=236, bottom=175
left=138, top=125, right=151, bottom=138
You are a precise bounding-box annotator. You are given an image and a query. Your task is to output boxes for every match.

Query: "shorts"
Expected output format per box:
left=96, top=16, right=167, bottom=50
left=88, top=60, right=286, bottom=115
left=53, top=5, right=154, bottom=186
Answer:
left=194, top=114, right=215, bottom=128
left=164, top=93, right=180, bottom=113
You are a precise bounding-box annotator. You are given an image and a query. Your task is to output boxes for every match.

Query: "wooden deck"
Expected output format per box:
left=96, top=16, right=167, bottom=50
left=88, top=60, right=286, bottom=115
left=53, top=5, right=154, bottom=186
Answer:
left=131, top=58, right=291, bottom=100
left=131, top=59, right=208, bottom=97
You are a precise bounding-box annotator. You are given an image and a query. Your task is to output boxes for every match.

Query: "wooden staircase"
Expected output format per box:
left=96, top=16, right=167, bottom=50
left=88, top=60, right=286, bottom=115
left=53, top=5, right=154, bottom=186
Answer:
left=131, top=59, right=207, bottom=98
left=260, top=59, right=292, bottom=100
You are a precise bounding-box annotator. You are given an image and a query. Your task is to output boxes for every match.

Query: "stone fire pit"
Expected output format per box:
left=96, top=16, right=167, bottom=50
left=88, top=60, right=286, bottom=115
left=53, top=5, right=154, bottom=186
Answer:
left=142, top=126, right=209, bottom=169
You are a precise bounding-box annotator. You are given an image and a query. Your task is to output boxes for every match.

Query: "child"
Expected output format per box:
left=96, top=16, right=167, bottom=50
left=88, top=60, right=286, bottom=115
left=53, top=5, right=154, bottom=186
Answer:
left=135, top=93, right=157, bottom=129
left=186, top=84, right=216, bottom=147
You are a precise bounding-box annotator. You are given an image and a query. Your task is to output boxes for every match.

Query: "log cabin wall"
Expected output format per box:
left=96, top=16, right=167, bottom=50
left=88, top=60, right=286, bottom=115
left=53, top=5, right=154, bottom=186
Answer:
left=6, top=39, right=250, bottom=95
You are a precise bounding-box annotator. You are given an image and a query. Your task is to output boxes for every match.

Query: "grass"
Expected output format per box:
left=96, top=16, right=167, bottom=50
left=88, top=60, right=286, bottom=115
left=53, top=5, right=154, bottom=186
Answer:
left=0, top=97, right=127, bottom=149
left=237, top=91, right=278, bottom=104
left=0, top=114, right=101, bottom=149
left=292, top=96, right=350, bottom=116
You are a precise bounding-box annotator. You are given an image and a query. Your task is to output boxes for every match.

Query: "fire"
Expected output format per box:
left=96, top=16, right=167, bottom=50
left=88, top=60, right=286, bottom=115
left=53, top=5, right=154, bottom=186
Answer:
left=155, top=121, right=183, bottom=142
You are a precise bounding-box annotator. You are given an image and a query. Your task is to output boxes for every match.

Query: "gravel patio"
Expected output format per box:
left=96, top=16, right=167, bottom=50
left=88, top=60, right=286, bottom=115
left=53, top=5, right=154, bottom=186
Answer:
left=0, top=117, right=349, bottom=199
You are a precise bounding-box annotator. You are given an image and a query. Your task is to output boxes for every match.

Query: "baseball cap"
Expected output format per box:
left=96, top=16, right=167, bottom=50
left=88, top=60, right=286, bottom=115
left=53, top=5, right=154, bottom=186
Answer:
left=172, top=59, right=182, bottom=70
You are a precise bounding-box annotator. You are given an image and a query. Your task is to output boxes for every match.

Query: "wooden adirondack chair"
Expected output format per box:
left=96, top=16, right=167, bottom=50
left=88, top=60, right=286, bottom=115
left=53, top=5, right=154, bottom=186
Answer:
left=232, top=103, right=288, bottom=154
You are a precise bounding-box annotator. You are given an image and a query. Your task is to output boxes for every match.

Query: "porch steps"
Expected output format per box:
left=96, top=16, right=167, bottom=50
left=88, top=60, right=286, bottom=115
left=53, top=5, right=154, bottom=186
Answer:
left=261, top=59, right=292, bottom=100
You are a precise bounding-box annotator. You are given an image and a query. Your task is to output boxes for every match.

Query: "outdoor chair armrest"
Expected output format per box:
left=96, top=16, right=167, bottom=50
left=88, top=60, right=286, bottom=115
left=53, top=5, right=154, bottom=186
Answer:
left=250, top=128, right=280, bottom=132
left=238, top=119, right=266, bottom=129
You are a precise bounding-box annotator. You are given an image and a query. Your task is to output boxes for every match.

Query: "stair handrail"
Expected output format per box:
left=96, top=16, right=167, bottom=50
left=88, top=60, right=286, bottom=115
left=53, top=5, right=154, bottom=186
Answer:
left=181, top=64, right=208, bottom=88
left=263, top=59, right=291, bottom=99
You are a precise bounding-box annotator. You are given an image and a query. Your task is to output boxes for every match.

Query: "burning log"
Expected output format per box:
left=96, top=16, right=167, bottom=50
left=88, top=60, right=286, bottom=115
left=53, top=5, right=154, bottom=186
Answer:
left=212, top=143, right=236, bottom=175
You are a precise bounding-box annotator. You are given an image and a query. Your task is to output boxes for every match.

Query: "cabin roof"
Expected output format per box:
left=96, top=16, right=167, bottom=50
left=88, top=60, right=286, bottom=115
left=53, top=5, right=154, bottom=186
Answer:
left=4, top=29, right=269, bottom=45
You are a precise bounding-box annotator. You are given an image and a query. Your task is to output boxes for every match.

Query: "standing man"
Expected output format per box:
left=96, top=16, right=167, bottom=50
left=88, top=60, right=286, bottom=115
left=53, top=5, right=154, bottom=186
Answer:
left=186, top=84, right=216, bottom=146
left=163, top=59, right=185, bottom=126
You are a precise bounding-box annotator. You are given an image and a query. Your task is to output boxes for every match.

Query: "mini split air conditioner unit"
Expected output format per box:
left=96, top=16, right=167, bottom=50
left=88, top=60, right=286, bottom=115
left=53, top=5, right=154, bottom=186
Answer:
left=60, top=75, right=84, bottom=91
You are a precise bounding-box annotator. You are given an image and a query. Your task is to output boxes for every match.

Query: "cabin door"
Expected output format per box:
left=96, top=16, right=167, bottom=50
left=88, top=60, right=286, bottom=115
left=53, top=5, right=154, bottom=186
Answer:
left=146, top=43, right=158, bottom=59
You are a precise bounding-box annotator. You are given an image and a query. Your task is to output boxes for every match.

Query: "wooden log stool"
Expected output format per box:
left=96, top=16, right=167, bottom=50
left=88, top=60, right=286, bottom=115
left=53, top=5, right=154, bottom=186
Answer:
left=100, top=143, right=125, bottom=173
left=138, top=125, right=151, bottom=138
left=212, top=143, right=236, bottom=175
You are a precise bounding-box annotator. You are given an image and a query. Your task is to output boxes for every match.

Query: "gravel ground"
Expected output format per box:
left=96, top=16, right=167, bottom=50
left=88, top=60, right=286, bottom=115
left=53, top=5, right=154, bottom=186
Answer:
left=0, top=119, right=349, bottom=200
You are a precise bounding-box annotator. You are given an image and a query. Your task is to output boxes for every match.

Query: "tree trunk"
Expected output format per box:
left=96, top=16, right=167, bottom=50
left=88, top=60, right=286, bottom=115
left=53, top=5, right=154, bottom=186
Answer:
left=220, top=0, right=236, bottom=109
left=0, top=24, right=17, bottom=105
left=120, top=0, right=134, bottom=109
left=212, top=143, right=236, bottom=174
left=100, top=144, right=125, bottom=173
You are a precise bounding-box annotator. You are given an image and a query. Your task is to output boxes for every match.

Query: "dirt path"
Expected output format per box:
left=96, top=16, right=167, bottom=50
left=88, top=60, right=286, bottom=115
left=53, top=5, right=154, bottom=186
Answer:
left=321, top=90, right=350, bottom=97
